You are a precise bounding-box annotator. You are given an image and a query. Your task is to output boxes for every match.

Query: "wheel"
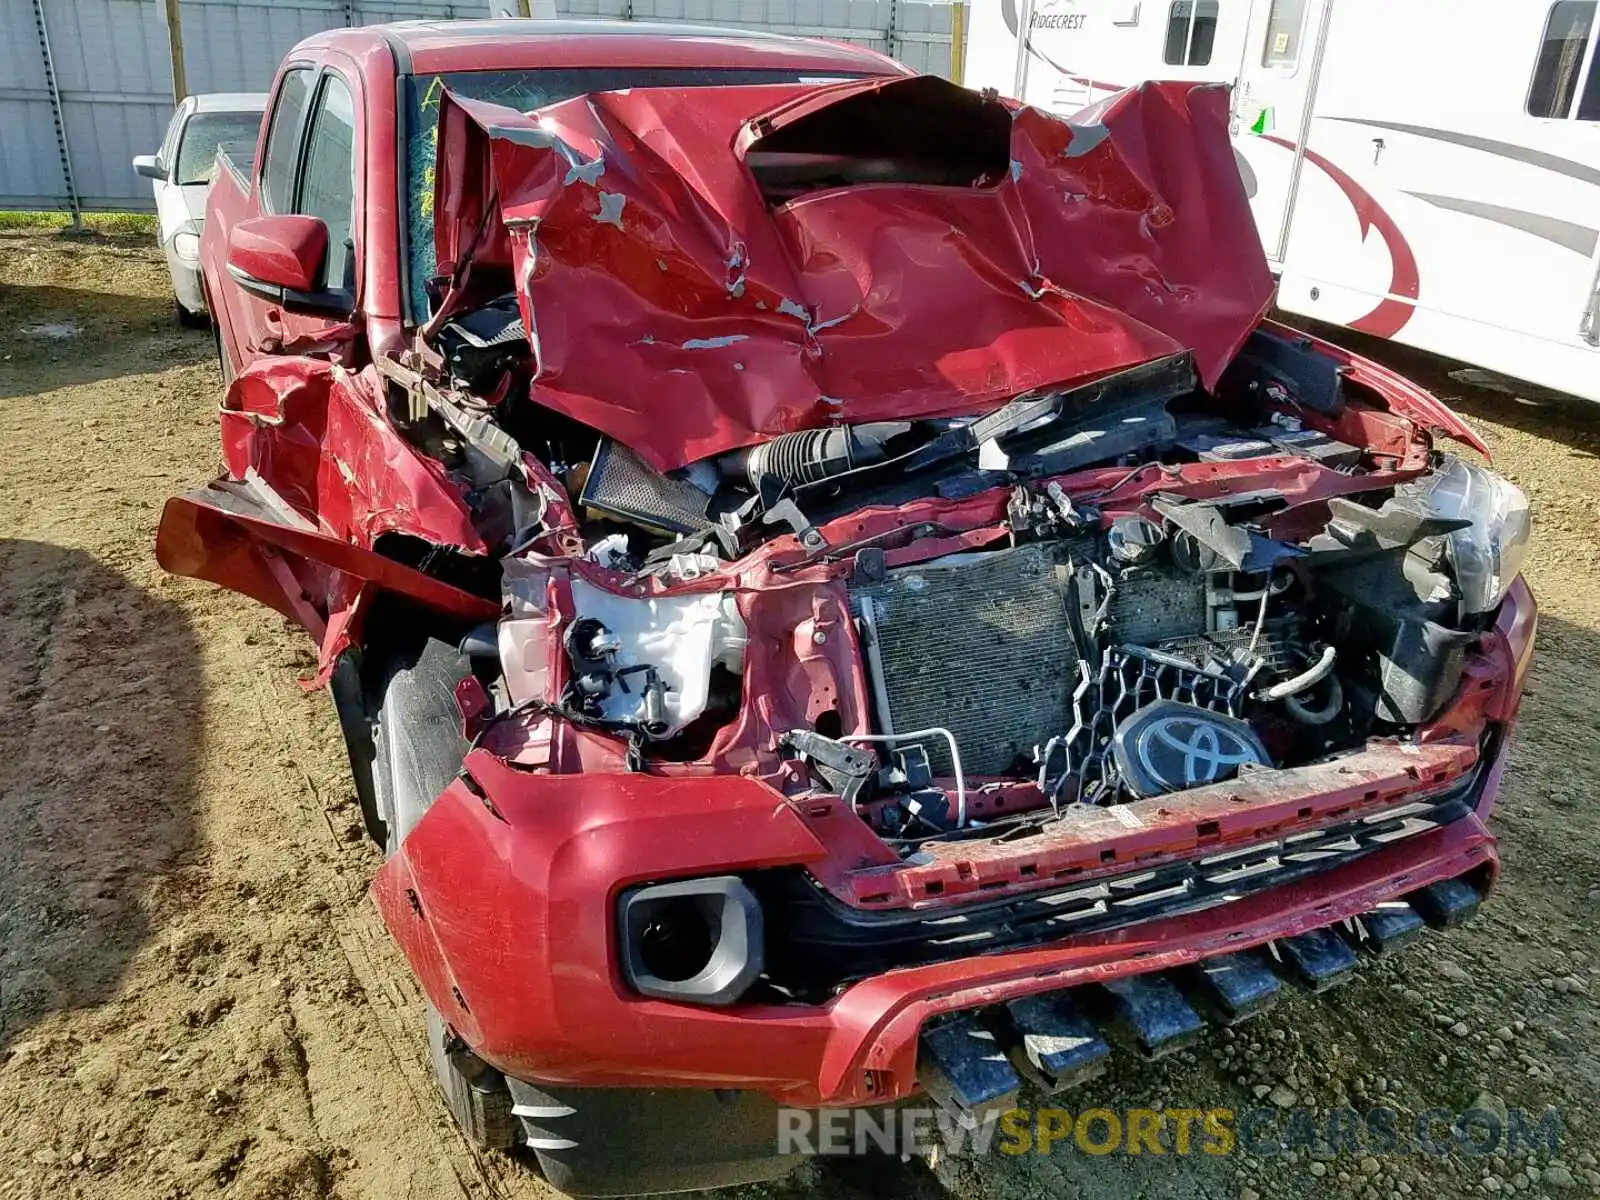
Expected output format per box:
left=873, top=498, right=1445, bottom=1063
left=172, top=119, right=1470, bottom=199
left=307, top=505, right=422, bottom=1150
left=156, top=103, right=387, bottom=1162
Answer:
left=202, top=284, right=235, bottom=386
left=364, top=641, right=513, bottom=1150
left=368, top=636, right=472, bottom=856
left=175, top=299, right=209, bottom=330
left=426, top=1007, right=518, bottom=1150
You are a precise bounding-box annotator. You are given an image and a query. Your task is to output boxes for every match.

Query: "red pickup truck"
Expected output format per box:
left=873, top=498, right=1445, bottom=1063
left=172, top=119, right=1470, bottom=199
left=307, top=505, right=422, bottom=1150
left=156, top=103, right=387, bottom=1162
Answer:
left=163, top=17, right=1534, bottom=1196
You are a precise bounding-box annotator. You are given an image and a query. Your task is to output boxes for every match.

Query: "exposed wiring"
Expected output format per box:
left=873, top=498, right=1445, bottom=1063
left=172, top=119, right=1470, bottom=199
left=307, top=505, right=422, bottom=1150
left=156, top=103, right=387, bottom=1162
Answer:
left=1086, top=560, right=1117, bottom=632
left=1246, top=583, right=1271, bottom=660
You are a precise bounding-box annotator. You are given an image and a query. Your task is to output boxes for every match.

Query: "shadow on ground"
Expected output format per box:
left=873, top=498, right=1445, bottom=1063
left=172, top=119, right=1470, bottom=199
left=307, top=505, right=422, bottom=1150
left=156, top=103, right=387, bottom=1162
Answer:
left=0, top=539, right=201, bottom=1047
left=0, top=230, right=212, bottom=401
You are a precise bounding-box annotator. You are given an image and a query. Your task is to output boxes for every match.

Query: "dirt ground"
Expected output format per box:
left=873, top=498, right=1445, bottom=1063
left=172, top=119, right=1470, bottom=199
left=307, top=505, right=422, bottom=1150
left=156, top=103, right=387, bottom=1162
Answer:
left=0, top=228, right=1597, bottom=1200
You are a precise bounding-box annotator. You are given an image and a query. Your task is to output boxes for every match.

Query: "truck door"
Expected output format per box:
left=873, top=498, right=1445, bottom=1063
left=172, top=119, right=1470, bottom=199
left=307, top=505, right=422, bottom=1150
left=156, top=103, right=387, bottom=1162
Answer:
left=229, top=62, right=363, bottom=372
left=1230, top=0, right=1336, bottom=264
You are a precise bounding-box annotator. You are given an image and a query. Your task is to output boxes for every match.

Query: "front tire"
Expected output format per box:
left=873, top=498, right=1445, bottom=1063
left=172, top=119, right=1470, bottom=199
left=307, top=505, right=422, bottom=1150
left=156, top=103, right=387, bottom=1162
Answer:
left=203, top=283, right=235, bottom=386
left=368, top=637, right=472, bottom=857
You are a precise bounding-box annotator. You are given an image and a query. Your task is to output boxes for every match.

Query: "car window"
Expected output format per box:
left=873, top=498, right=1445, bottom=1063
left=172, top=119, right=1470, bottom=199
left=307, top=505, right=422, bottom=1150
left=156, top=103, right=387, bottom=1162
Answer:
left=174, top=112, right=265, bottom=186
left=159, top=107, right=187, bottom=173
left=297, top=74, right=357, bottom=290
left=1528, top=1, right=1597, bottom=118
left=1581, top=48, right=1600, bottom=118
left=261, top=68, right=313, bottom=213
left=402, top=67, right=869, bottom=320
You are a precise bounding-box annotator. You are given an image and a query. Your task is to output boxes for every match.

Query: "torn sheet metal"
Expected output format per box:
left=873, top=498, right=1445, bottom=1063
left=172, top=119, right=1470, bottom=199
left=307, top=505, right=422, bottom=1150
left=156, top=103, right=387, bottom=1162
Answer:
left=434, top=76, right=1273, bottom=472
left=219, top=358, right=488, bottom=552
left=156, top=478, right=499, bottom=622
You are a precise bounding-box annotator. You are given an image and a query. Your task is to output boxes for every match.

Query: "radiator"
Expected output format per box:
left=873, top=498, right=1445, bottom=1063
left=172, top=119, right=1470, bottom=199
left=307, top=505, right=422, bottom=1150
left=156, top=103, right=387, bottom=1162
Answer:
left=851, top=542, right=1083, bottom=776
left=849, top=536, right=1293, bottom=795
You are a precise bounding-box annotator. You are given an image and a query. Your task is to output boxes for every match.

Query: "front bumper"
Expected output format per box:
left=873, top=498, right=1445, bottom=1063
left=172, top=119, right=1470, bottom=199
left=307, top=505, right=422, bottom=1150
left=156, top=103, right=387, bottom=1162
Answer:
left=372, top=579, right=1534, bottom=1110
left=164, top=241, right=206, bottom=315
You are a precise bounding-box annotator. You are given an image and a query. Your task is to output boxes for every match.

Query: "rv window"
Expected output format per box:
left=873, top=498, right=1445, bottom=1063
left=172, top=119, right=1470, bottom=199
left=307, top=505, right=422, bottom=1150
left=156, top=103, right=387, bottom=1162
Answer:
left=1527, top=1, right=1596, bottom=118
left=1164, top=1, right=1219, bottom=66
left=1261, top=0, right=1308, bottom=68
left=1581, top=52, right=1600, bottom=118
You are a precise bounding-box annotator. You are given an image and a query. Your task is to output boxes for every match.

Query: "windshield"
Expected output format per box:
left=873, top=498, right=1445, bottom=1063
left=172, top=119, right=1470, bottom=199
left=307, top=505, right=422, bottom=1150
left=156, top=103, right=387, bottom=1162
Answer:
left=403, top=67, right=866, bottom=321
left=174, top=111, right=264, bottom=186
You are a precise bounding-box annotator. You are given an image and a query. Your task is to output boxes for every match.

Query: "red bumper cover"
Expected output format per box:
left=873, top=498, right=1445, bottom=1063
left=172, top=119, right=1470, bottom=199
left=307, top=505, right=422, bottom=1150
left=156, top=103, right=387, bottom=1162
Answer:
left=372, top=580, right=1534, bottom=1108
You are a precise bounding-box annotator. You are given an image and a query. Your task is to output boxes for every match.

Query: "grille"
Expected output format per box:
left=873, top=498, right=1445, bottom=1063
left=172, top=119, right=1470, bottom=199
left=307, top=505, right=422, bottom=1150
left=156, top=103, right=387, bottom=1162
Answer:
left=851, top=542, right=1087, bottom=775
left=753, top=761, right=1484, bottom=999
left=1042, top=645, right=1246, bottom=805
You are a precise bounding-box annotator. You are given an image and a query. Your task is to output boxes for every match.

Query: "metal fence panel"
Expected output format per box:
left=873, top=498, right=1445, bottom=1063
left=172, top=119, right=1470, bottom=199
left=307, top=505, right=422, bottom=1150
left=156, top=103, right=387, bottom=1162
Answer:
left=181, top=2, right=344, bottom=94
left=0, top=98, right=66, bottom=209
left=43, top=0, right=174, bottom=207
left=0, top=0, right=959, bottom=213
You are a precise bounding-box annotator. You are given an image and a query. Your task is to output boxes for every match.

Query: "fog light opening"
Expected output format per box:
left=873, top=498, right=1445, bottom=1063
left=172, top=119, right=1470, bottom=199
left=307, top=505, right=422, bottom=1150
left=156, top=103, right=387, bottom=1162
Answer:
left=637, top=899, right=717, bottom=983
left=618, top=876, right=765, bottom=1006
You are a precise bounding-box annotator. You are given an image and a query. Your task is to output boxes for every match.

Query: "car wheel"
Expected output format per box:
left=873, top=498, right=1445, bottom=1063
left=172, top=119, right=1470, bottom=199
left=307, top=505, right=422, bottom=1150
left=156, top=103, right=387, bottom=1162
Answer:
left=369, top=637, right=472, bottom=857
left=202, top=286, right=235, bottom=385
left=426, top=1006, right=518, bottom=1150
left=175, top=299, right=209, bottom=330
left=369, top=645, right=515, bottom=1154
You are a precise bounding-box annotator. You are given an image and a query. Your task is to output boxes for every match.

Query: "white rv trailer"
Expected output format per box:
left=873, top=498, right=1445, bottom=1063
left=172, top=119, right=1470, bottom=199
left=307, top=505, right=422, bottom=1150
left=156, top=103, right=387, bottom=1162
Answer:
left=963, top=0, right=1600, bottom=404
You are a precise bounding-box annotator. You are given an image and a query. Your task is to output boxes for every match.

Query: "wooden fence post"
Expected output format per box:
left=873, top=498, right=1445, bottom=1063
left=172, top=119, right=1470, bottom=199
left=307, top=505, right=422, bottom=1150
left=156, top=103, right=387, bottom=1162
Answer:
left=162, top=0, right=188, bottom=105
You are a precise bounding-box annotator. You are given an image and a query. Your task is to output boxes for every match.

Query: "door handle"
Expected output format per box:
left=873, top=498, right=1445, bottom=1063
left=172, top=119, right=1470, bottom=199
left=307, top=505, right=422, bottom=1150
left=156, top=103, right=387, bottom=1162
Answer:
left=1372, top=137, right=1386, bottom=165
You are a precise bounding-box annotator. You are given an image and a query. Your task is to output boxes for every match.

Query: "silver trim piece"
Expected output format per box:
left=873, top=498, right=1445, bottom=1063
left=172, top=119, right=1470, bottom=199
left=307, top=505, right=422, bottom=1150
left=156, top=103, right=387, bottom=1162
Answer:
left=1324, top=117, right=1600, bottom=189
left=1272, top=0, right=1337, bottom=263
left=857, top=596, right=897, bottom=738
left=1404, top=192, right=1598, bottom=257
left=512, top=1103, right=578, bottom=1119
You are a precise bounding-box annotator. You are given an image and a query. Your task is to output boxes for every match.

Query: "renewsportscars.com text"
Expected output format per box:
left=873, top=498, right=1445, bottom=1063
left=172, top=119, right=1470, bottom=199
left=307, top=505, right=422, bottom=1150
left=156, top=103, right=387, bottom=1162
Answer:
left=777, top=1105, right=1562, bottom=1159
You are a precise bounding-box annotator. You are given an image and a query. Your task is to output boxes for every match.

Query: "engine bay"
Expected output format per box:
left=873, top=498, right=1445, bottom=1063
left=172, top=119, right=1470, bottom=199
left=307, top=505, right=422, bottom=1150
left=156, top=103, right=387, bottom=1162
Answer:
left=381, top=302, right=1530, bottom=853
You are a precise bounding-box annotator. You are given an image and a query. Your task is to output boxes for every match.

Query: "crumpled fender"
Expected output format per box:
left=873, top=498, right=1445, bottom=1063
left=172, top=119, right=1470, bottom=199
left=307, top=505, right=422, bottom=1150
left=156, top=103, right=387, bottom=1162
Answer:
left=1265, top=318, right=1489, bottom=457
left=219, top=358, right=488, bottom=551
left=436, top=76, right=1273, bottom=471
left=160, top=357, right=501, bottom=681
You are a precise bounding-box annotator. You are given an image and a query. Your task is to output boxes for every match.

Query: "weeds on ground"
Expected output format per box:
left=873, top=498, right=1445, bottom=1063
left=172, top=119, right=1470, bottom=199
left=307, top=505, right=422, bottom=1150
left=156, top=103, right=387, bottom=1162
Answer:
left=0, top=211, right=156, bottom=235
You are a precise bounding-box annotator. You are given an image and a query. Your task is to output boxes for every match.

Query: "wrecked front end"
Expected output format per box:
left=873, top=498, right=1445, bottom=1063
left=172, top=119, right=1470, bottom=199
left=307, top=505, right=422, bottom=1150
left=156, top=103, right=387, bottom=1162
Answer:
left=160, top=75, right=1534, bottom=1194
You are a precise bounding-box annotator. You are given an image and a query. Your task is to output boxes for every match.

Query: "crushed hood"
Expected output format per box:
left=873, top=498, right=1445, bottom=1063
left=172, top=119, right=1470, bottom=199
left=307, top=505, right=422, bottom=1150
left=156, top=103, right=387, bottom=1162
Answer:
left=434, top=75, right=1274, bottom=472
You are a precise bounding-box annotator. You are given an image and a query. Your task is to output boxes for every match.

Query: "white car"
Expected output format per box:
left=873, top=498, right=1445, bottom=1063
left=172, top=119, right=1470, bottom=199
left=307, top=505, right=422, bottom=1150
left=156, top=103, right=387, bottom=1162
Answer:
left=134, top=93, right=267, bottom=326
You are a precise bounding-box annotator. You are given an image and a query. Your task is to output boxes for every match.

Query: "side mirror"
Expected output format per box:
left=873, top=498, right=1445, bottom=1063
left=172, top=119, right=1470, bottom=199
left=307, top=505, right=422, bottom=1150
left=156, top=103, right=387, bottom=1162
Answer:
left=225, top=215, right=352, bottom=317
left=133, top=154, right=166, bottom=182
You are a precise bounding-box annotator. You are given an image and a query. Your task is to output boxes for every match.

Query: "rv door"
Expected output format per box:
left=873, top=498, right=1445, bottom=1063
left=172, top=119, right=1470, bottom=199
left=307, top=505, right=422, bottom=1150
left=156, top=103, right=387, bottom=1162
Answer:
left=1233, top=0, right=1336, bottom=264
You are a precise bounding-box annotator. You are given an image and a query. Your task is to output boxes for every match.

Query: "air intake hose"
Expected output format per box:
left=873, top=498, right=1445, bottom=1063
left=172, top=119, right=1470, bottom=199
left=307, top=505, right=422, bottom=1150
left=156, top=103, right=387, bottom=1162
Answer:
left=722, top=423, right=907, bottom=491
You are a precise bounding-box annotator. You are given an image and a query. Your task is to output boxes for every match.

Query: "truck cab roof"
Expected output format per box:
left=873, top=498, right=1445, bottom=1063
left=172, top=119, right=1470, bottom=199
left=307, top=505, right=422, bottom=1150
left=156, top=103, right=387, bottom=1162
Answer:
left=294, top=17, right=907, bottom=78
